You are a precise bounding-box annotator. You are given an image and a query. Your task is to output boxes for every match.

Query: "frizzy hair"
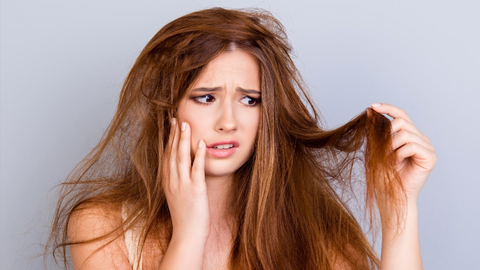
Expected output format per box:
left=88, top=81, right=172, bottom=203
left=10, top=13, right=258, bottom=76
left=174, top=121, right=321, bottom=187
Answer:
left=46, top=7, right=405, bottom=270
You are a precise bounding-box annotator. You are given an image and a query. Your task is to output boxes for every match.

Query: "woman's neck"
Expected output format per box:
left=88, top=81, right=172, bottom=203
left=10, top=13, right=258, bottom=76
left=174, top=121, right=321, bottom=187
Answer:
left=204, top=174, right=233, bottom=227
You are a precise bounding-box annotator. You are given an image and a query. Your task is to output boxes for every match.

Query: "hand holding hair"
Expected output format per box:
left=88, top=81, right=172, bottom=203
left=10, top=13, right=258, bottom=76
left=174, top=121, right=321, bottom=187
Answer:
left=371, top=103, right=437, bottom=202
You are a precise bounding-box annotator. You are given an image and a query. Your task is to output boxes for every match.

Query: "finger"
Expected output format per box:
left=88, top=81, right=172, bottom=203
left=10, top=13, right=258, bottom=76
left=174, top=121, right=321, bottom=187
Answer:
left=163, top=118, right=178, bottom=187
left=370, top=103, right=412, bottom=123
left=169, top=118, right=181, bottom=187
left=395, top=142, right=437, bottom=171
left=391, top=117, right=431, bottom=144
left=165, top=118, right=177, bottom=157
left=191, top=139, right=207, bottom=184
left=392, top=129, right=435, bottom=152
left=177, top=122, right=192, bottom=182
left=169, top=118, right=180, bottom=157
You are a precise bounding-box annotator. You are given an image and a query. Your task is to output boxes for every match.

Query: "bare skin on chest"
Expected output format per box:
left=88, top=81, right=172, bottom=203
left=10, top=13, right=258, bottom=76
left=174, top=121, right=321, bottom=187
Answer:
left=141, top=225, right=232, bottom=270
left=203, top=225, right=232, bottom=270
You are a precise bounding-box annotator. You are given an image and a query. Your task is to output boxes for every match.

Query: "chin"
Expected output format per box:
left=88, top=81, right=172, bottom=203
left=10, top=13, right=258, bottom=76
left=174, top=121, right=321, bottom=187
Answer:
left=204, top=160, right=245, bottom=179
left=204, top=168, right=237, bottom=179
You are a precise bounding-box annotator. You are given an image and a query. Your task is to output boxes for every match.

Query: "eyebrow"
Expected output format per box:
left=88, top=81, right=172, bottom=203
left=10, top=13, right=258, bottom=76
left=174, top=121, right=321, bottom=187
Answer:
left=191, top=87, right=261, bottom=95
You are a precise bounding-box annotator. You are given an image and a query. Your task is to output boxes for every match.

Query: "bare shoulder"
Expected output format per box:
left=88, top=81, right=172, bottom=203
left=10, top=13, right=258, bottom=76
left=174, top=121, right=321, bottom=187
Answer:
left=68, top=202, right=132, bottom=269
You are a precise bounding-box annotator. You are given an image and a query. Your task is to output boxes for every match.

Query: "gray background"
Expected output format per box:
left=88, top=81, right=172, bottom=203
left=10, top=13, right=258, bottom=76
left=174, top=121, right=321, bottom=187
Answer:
left=1, top=0, right=479, bottom=269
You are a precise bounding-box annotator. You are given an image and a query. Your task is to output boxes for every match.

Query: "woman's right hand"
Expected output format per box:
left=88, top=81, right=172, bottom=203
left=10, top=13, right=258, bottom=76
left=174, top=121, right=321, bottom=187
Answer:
left=159, top=119, right=208, bottom=269
left=163, top=118, right=210, bottom=241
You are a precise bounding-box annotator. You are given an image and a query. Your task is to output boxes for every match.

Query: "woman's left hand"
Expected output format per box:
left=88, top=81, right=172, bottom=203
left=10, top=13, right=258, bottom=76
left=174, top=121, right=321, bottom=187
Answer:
left=371, top=103, right=437, bottom=202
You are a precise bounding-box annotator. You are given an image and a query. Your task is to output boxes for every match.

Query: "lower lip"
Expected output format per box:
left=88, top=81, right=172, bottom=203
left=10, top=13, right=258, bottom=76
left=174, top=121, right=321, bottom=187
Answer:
left=207, top=147, right=238, bottom=158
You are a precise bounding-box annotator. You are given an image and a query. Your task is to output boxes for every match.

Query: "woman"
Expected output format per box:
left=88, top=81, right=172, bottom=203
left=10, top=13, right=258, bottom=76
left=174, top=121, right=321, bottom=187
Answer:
left=47, top=7, right=437, bottom=270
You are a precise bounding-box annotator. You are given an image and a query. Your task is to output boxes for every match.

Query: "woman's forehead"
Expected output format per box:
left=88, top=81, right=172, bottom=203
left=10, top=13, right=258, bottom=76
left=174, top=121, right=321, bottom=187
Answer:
left=191, top=50, right=261, bottom=91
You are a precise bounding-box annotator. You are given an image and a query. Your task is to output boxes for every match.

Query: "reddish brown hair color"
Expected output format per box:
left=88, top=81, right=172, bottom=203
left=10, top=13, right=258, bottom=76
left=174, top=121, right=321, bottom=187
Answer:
left=47, top=8, right=405, bottom=270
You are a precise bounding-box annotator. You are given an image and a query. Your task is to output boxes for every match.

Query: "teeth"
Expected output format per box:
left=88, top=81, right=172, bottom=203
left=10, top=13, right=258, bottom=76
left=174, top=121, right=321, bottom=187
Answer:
left=213, top=144, right=234, bottom=149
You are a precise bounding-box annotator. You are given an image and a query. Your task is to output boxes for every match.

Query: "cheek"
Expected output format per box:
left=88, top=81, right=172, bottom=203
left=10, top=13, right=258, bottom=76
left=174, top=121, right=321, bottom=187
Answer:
left=182, top=111, right=212, bottom=139
left=178, top=104, right=208, bottom=136
left=239, top=110, right=260, bottom=142
left=179, top=111, right=214, bottom=157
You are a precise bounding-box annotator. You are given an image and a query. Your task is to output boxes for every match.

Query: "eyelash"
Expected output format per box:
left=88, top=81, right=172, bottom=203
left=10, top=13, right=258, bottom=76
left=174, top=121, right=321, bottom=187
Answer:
left=190, top=94, right=261, bottom=107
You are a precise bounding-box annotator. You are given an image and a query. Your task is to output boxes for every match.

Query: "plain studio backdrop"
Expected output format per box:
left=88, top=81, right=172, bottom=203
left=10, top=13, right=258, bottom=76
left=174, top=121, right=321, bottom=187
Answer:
left=1, top=0, right=479, bottom=269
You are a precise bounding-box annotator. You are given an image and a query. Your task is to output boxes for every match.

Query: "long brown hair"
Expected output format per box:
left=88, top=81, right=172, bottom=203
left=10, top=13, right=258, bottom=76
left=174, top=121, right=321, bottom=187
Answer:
left=47, top=7, right=405, bottom=270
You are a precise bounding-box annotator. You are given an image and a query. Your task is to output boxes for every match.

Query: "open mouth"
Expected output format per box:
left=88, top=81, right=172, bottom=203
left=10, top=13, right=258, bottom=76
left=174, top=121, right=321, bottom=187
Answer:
left=207, top=140, right=239, bottom=158
left=212, top=144, right=234, bottom=149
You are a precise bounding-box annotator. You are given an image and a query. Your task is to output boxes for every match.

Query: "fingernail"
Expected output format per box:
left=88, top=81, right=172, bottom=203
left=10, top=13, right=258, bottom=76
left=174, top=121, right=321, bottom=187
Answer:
left=198, top=139, right=204, bottom=148
left=171, top=118, right=177, bottom=125
left=181, top=122, right=186, bottom=131
left=371, top=103, right=381, bottom=108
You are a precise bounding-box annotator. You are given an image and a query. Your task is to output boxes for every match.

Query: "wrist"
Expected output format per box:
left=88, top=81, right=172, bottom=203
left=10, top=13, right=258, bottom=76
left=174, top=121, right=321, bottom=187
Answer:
left=160, top=228, right=208, bottom=270
left=381, top=200, right=419, bottom=236
left=380, top=196, right=419, bottom=230
left=171, top=228, right=209, bottom=245
left=168, top=233, right=207, bottom=257
left=406, top=195, right=419, bottom=208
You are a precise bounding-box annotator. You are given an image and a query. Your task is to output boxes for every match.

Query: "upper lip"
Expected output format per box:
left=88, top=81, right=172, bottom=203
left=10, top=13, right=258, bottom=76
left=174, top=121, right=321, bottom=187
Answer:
left=206, top=140, right=239, bottom=148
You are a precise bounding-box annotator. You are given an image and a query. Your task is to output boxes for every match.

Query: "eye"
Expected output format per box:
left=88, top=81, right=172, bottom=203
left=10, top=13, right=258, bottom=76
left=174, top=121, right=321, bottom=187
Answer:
left=240, top=96, right=260, bottom=106
left=192, top=94, right=215, bottom=104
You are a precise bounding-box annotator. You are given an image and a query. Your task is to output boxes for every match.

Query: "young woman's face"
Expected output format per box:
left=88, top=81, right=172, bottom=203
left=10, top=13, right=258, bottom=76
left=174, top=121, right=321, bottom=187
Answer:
left=177, top=49, right=261, bottom=178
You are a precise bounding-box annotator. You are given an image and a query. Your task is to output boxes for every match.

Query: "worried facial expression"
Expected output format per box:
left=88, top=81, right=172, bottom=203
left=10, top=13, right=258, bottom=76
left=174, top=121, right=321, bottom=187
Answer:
left=177, top=49, right=261, bottom=179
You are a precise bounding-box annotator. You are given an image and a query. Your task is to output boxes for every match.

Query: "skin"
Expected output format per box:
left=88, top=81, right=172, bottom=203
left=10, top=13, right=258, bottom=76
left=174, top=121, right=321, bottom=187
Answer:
left=68, top=51, right=437, bottom=270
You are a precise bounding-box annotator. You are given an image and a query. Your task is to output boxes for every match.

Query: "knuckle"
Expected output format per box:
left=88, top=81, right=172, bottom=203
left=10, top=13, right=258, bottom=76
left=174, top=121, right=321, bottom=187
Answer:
left=178, top=133, right=186, bottom=142
left=396, top=130, right=407, bottom=141
left=176, top=153, right=186, bottom=163
left=163, top=181, right=175, bottom=193
left=168, top=185, right=179, bottom=194
left=409, top=142, right=418, bottom=152
left=180, top=130, right=189, bottom=140
left=191, top=163, right=203, bottom=173
left=398, top=117, right=407, bottom=126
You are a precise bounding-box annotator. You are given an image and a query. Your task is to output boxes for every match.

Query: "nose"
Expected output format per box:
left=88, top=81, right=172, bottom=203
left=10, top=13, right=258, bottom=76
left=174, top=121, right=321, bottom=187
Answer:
left=214, top=99, right=237, bottom=133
